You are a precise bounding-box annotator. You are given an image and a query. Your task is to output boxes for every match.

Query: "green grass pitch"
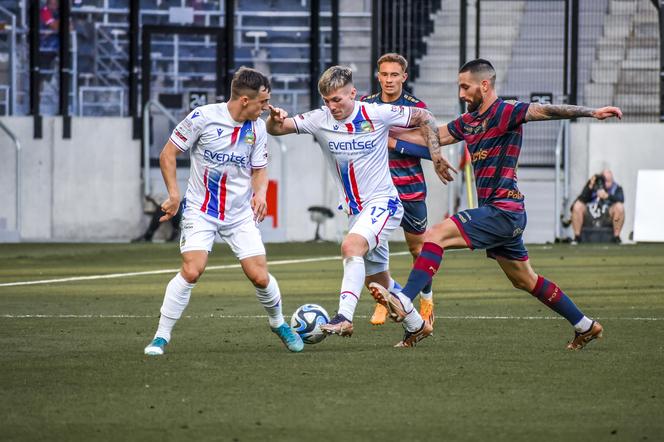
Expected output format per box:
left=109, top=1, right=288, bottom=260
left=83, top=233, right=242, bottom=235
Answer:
left=1, top=242, right=663, bottom=441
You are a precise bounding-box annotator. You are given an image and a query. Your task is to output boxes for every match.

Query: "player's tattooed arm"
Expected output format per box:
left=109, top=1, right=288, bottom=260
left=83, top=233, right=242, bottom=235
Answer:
left=159, top=140, right=183, bottom=222
left=409, top=108, right=457, bottom=184
left=526, top=104, right=623, bottom=121
left=266, top=105, right=297, bottom=135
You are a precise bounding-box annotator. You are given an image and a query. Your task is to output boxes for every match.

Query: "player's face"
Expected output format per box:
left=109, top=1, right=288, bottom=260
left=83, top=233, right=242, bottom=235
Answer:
left=322, top=84, right=357, bottom=120
left=458, top=72, right=484, bottom=113
left=243, top=87, right=271, bottom=120
left=377, top=62, right=407, bottom=96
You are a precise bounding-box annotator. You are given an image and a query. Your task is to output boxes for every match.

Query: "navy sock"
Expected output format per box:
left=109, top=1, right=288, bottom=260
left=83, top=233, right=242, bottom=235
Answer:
left=402, top=242, right=444, bottom=301
left=530, top=275, right=584, bottom=325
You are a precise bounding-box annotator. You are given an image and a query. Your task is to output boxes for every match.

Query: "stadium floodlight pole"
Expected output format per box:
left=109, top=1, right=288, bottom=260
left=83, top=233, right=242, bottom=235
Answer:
left=224, top=0, right=235, bottom=101
left=28, top=0, right=41, bottom=139
left=370, top=0, right=380, bottom=92
left=59, top=0, right=71, bottom=139
left=475, top=0, right=480, bottom=59
left=309, top=0, right=320, bottom=110
left=459, top=0, right=467, bottom=114
left=570, top=0, right=579, bottom=109
left=659, top=0, right=664, bottom=121
left=129, top=0, right=140, bottom=138
left=331, top=0, right=339, bottom=67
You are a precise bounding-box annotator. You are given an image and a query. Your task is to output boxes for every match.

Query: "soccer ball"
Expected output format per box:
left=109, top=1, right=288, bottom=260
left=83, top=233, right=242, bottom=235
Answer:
left=290, top=304, right=330, bottom=344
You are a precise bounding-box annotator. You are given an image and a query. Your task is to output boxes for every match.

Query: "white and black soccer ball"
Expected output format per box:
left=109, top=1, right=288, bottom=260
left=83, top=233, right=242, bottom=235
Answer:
left=290, top=304, right=330, bottom=344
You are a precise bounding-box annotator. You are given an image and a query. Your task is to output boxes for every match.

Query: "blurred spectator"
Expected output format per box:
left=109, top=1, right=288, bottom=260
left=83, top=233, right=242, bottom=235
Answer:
left=132, top=198, right=184, bottom=243
left=570, top=169, right=624, bottom=244
left=40, top=0, right=61, bottom=80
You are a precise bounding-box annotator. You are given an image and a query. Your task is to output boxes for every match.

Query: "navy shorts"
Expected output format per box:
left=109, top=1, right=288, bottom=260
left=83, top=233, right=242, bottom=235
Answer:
left=401, top=200, right=428, bottom=235
left=451, top=205, right=529, bottom=261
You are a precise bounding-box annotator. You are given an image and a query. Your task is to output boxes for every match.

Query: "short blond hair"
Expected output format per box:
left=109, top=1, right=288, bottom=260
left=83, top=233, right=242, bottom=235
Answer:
left=377, top=53, right=408, bottom=72
left=318, top=65, right=353, bottom=96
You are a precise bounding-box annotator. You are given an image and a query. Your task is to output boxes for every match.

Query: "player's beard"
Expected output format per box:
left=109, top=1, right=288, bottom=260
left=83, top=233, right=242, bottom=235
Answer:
left=466, top=95, right=482, bottom=113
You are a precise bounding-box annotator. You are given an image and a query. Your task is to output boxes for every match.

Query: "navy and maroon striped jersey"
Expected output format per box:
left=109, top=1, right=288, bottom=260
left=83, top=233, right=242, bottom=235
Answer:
left=360, top=91, right=428, bottom=201
left=447, top=99, right=530, bottom=213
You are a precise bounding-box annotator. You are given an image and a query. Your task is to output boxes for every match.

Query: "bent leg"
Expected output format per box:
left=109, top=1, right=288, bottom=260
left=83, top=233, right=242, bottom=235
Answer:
left=496, top=256, right=593, bottom=331
left=571, top=200, right=586, bottom=239
left=609, top=202, right=624, bottom=238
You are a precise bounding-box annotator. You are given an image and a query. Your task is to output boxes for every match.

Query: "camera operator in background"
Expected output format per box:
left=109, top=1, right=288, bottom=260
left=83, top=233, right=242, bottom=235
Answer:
left=570, top=169, right=624, bottom=244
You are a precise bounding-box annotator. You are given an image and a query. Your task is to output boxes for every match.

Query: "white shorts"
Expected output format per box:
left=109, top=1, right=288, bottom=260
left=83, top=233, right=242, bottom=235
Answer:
left=179, top=208, right=266, bottom=260
left=348, top=196, right=403, bottom=276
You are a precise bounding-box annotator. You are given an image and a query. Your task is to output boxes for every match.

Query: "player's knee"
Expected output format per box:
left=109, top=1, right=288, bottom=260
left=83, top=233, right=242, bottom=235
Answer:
left=407, top=240, right=422, bottom=258
left=249, top=271, right=270, bottom=288
left=611, top=202, right=624, bottom=218
left=181, top=265, right=204, bottom=283
left=341, top=238, right=365, bottom=257
left=571, top=200, right=585, bottom=216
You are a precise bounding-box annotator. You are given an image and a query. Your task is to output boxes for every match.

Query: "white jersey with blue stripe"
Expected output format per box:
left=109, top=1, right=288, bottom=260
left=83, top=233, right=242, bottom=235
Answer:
left=169, top=103, right=268, bottom=225
left=292, top=101, right=412, bottom=215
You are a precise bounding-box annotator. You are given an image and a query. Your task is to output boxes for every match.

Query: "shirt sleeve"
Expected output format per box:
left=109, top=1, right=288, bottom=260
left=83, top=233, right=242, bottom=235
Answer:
left=373, top=103, right=413, bottom=128
left=291, top=108, right=326, bottom=135
left=250, top=122, right=268, bottom=169
left=505, top=101, right=530, bottom=132
left=169, top=108, right=206, bottom=152
left=446, top=116, right=465, bottom=142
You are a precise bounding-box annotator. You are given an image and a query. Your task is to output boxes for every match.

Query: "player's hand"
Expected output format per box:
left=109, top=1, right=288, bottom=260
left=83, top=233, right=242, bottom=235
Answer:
left=593, top=106, right=622, bottom=120
left=159, top=195, right=180, bottom=222
left=432, top=150, right=458, bottom=185
left=251, top=194, right=267, bottom=223
left=268, top=104, right=288, bottom=125
left=597, top=189, right=609, bottom=200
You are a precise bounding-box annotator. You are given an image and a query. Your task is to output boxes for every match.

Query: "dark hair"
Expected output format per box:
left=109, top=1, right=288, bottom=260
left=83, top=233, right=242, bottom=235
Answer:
left=459, top=58, right=496, bottom=86
left=230, top=67, right=271, bottom=99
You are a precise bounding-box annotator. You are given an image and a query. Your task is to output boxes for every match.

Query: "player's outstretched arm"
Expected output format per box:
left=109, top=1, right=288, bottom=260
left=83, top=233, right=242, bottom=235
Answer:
left=159, top=140, right=182, bottom=222
left=250, top=167, right=269, bottom=222
left=526, top=104, right=623, bottom=122
left=266, top=105, right=297, bottom=136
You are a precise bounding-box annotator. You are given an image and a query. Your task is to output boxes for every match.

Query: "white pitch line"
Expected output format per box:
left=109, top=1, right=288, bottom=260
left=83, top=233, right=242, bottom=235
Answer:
left=0, top=252, right=411, bottom=288
left=1, top=314, right=662, bottom=321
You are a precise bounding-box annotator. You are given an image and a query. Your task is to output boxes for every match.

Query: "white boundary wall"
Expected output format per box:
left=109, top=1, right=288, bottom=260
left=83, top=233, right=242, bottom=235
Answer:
left=569, top=123, right=664, bottom=242
left=1, top=117, right=662, bottom=242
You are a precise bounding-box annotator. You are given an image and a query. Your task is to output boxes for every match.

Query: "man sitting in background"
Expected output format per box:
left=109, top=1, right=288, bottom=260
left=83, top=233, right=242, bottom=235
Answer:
left=570, top=169, right=624, bottom=244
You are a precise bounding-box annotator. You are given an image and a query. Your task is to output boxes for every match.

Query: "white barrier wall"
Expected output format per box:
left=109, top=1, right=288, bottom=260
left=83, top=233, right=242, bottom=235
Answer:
left=1, top=117, right=662, bottom=243
left=570, top=123, right=664, bottom=242
left=0, top=117, right=143, bottom=240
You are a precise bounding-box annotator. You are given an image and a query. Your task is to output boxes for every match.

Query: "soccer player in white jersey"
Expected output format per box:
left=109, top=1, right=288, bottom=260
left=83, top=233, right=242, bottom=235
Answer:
left=144, top=67, right=304, bottom=355
left=266, top=66, right=455, bottom=340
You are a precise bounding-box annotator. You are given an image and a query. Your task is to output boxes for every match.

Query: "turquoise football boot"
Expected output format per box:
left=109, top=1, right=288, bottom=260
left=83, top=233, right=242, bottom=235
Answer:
left=144, top=337, right=168, bottom=356
left=271, top=323, right=304, bottom=352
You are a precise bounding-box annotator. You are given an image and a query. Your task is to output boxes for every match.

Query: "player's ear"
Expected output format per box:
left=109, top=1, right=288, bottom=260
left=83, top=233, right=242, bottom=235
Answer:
left=402, top=72, right=408, bottom=83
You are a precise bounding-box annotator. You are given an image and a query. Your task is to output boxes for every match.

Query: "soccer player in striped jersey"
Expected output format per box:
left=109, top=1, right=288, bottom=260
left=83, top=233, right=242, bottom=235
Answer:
left=369, top=59, right=622, bottom=348
left=144, top=67, right=304, bottom=355
left=361, top=53, right=435, bottom=326
left=267, top=66, right=455, bottom=338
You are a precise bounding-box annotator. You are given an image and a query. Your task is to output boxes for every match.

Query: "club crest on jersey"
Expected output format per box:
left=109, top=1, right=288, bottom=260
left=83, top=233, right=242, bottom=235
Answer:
left=360, top=120, right=373, bottom=133
left=244, top=130, right=256, bottom=145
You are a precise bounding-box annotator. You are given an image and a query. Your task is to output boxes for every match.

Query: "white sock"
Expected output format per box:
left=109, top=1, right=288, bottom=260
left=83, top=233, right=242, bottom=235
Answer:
left=337, top=256, right=365, bottom=321
left=574, top=316, right=593, bottom=333
left=156, top=272, right=196, bottom=342
left=420, top=290, right=433, bottom=301
left=256, top=273, right=285, bottom=328
left=395, top=292, right=424, bottom=332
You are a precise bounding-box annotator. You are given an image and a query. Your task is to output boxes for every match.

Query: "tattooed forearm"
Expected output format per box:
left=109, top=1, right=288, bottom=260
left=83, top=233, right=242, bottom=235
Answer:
left=410, top=108, right=441, bottom=156
left=526, top=104, right=595, bottom=121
